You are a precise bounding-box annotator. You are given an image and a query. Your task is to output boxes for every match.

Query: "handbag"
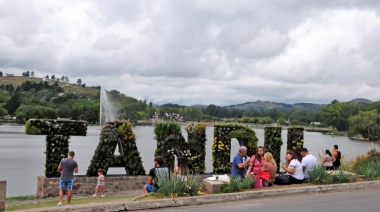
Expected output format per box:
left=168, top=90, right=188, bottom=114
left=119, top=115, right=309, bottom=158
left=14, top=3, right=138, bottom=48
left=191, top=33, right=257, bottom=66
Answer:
left=275, top=173, right=291, bottom=185
left=260, top=171, right=271, bottom=181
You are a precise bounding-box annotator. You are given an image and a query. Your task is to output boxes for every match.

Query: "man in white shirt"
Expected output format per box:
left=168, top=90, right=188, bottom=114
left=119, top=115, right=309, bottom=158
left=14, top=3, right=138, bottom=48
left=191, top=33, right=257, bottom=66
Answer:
left=300, top=148, right=317, bottom=179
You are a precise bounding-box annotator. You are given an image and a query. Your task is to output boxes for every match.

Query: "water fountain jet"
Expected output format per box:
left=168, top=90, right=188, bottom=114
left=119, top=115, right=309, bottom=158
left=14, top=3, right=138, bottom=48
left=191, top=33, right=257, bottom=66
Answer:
left=100, top=86, right=118, bottom=125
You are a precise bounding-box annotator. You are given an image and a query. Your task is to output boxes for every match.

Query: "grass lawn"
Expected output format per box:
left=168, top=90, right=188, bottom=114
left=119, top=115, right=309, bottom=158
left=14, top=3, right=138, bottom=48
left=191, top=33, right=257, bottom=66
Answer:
left=5, top=194, right=139, bottom=211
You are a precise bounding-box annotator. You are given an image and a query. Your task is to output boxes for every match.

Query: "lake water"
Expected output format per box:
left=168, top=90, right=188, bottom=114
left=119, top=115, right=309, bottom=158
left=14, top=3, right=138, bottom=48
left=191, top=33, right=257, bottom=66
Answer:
left=0, top=123, right=378, bottom=197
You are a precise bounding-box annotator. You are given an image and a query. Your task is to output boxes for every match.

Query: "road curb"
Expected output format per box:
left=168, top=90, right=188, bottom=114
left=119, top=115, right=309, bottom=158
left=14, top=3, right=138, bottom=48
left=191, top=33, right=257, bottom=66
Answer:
left=17, top=181, right=380, bottom=212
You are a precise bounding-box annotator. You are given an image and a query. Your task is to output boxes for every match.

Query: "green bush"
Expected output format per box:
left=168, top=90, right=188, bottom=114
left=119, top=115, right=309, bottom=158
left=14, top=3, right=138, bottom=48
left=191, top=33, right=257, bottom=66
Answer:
left=185, top=175, right=203, bottom=196
left=156, top=173, right=202, bottom=197
left=157, top=173, right=185, bottom=197
left=307, top=166, right=332, bottom=185
left=353, top=152, right=380, bottom=180
left=240, top=177, right=255, bottom=189
left=221, top=177, right=255, bottom=193
left=308, top=167, right=354, bottom=185
left=331, top=170, right=351, bottom=183
left=358, top=161, right=380, bottom=180
left=221, top=177, right=242, bottom=193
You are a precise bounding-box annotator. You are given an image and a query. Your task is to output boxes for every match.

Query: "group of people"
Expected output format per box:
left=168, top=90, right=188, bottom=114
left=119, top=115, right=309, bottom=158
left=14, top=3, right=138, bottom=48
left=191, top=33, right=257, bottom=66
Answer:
left=56, top=145, right=342, bottom=205
left=231, top=145, right=342, bottom=185
left=232, top=146, right=277, bottom=185
left=321, top=145, right=342, bottom=170
left=56, top=151, right=190, bottom=206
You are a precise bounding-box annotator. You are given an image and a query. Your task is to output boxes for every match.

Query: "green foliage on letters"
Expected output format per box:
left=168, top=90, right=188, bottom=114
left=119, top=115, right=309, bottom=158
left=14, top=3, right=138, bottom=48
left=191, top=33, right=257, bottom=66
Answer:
left=212, top=124, right=258, bottom=174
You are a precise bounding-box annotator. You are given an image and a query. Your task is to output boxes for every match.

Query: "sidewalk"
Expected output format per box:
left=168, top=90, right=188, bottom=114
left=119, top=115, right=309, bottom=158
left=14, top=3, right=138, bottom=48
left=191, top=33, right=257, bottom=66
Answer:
left=13, top=181, right=380, bottom=212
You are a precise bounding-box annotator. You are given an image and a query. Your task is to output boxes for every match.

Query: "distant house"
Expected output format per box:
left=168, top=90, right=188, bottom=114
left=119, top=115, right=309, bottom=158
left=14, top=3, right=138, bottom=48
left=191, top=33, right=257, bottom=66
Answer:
left=310, top=122, right=321, bottom=126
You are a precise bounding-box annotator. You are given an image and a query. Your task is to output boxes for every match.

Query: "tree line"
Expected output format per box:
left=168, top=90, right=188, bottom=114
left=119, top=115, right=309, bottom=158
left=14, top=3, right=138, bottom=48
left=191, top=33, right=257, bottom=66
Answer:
left=0, top=77, right=379, bottom=139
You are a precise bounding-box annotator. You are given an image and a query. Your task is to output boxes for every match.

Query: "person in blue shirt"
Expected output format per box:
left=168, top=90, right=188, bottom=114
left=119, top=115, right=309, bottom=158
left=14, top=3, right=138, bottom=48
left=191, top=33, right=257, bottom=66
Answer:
left=231, top=146, right=250, bottom=179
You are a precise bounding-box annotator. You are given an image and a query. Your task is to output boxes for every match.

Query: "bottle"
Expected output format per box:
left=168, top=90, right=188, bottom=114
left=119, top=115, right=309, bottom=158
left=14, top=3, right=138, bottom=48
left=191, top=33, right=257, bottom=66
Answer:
left=242, top=157, right=246, bottom=163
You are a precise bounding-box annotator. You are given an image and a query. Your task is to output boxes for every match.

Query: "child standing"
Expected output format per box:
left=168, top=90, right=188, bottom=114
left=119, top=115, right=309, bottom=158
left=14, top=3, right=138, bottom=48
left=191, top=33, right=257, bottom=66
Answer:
left=92, top=169, right=105, bottom=197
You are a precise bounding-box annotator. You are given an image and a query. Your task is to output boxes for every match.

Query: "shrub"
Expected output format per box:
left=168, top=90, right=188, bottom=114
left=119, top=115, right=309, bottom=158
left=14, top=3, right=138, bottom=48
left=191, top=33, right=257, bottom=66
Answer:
left=331, top=170, right=351, bottom=183
left=352, top=151, right=380, bottom=180
left=221, top=177, right=242, bottom=193
left=240, top=176, right=255, bottom=189
left=156, top=173, right=185, bottom=198
left=307, top=166, right=332, bottom=185
left=156, top=173, right=202, bottom=197
left=358, top=161, right=380, bottom=180
left=185, top=175, right=203, bottom=196
left=221, top=177, right=256, bottom=193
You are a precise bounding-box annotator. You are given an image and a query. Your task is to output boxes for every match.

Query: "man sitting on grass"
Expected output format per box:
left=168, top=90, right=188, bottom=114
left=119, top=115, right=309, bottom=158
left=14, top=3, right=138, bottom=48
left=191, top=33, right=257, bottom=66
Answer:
left=143, top=156, right=169, bottom=193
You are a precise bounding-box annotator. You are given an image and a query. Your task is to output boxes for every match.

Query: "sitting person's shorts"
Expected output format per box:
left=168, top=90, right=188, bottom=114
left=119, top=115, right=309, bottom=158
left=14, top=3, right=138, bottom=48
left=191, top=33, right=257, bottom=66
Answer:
left=146, top=184, right=156, bottom=193
left=59, top=179, right=74, bottom=190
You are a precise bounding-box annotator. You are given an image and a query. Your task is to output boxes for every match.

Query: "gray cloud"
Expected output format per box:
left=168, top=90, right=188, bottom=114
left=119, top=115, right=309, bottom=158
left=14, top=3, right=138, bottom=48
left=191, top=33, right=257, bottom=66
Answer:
left=1, top=0, right=380, bottom=106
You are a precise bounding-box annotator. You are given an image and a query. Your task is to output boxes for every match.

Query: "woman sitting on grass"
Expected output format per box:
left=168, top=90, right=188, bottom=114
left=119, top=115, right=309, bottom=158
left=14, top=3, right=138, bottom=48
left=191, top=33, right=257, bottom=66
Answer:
left=262, top=152, right=277, bottom=185
left=281, top=151, right=304, bottom=184
left=174, top=155, right=189, bottom=180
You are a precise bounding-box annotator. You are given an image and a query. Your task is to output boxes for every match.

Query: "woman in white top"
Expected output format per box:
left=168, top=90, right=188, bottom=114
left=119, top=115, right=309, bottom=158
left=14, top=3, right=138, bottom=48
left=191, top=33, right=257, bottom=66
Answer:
left=281, top=151, right=304, bottom=184
left=321, top=149, right=335, bottom=170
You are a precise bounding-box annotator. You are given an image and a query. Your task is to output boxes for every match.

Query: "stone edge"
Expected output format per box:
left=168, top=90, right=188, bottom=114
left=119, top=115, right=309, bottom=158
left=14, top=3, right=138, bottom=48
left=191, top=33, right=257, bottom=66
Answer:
left=17, top=181, right=380, bottom=212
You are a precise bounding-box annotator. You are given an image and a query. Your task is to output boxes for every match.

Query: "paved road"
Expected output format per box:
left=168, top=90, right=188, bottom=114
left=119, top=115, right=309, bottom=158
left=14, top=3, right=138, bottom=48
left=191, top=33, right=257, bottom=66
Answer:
left=146, top=188, right=380, bottom=212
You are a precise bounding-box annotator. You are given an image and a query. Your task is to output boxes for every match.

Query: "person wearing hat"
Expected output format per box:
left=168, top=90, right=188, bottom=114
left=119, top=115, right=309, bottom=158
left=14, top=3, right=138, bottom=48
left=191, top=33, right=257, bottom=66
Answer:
left=57, top=151, right=78, bottom=206
left=300, top=148, right=317, bottom=179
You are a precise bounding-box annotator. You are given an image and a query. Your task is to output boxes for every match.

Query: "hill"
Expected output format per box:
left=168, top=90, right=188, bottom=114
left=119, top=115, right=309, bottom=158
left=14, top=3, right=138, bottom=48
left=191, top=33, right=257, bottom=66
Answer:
left=0, top=76, right=99, bottom=99
left=348, top=98, right=373, bottom=104
left=224, top=100, right=326, bottom=111
left=1, top=76, right=372, bottom=112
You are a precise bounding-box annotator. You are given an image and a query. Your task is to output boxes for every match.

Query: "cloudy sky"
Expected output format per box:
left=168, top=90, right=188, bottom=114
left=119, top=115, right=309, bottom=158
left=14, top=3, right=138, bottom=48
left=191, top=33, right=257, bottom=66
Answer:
left=1, top=0, right=380, bottom=106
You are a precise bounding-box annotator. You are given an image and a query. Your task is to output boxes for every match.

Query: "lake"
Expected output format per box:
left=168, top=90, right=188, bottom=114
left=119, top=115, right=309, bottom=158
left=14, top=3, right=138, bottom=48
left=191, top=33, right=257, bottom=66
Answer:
left=0, top=123, right=377, bottom=197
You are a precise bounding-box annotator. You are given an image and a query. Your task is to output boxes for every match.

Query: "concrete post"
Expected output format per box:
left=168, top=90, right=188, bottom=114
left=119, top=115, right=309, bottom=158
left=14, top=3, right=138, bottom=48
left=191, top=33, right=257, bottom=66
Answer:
left=0, top=181, right=6, bottom=211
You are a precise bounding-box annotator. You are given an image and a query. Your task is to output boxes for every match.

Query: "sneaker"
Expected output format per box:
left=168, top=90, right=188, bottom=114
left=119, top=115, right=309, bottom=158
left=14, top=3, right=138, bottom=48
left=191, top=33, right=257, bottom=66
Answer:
left=92, top=194, right=97, bottom=197
left=100, top=195, right=105, bottom=198
left=57, top=202, right=62, bottom=206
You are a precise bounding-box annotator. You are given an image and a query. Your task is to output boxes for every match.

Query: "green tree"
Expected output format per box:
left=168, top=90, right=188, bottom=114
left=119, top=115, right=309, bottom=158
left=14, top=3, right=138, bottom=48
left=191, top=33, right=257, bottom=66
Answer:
left=277, top=117, right=287, bottom=125
left=322, top=100, right=361, bottom=131
left=15, top=105, right=58, bottom=123
left=205, top=104, right=219, bottom=117
left=348, top=110, right=380, bottom=138
left=71, top=100, right=99, bottom=122
left=5, top=92, right=22, bottom=115
left=0, top=71, right=3, bottom=77
left=259, top=117, right=274, bottom=124
left=5, top=84, right=14, bottom=94
left=0, top=91, right=10, bottom=103
left=0, top=106, right=7, bottom=117
left=57, top=105, right=72, bottom=118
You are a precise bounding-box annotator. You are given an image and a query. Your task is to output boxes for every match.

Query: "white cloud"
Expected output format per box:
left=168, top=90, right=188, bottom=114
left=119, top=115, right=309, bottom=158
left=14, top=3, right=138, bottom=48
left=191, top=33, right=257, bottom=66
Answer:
left=1, top=0, right=380, bottom=105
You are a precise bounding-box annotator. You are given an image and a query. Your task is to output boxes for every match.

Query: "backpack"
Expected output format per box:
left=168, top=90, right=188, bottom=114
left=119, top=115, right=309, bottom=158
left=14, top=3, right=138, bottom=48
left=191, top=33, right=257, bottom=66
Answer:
left=275, top=173, right=291, bottom=185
